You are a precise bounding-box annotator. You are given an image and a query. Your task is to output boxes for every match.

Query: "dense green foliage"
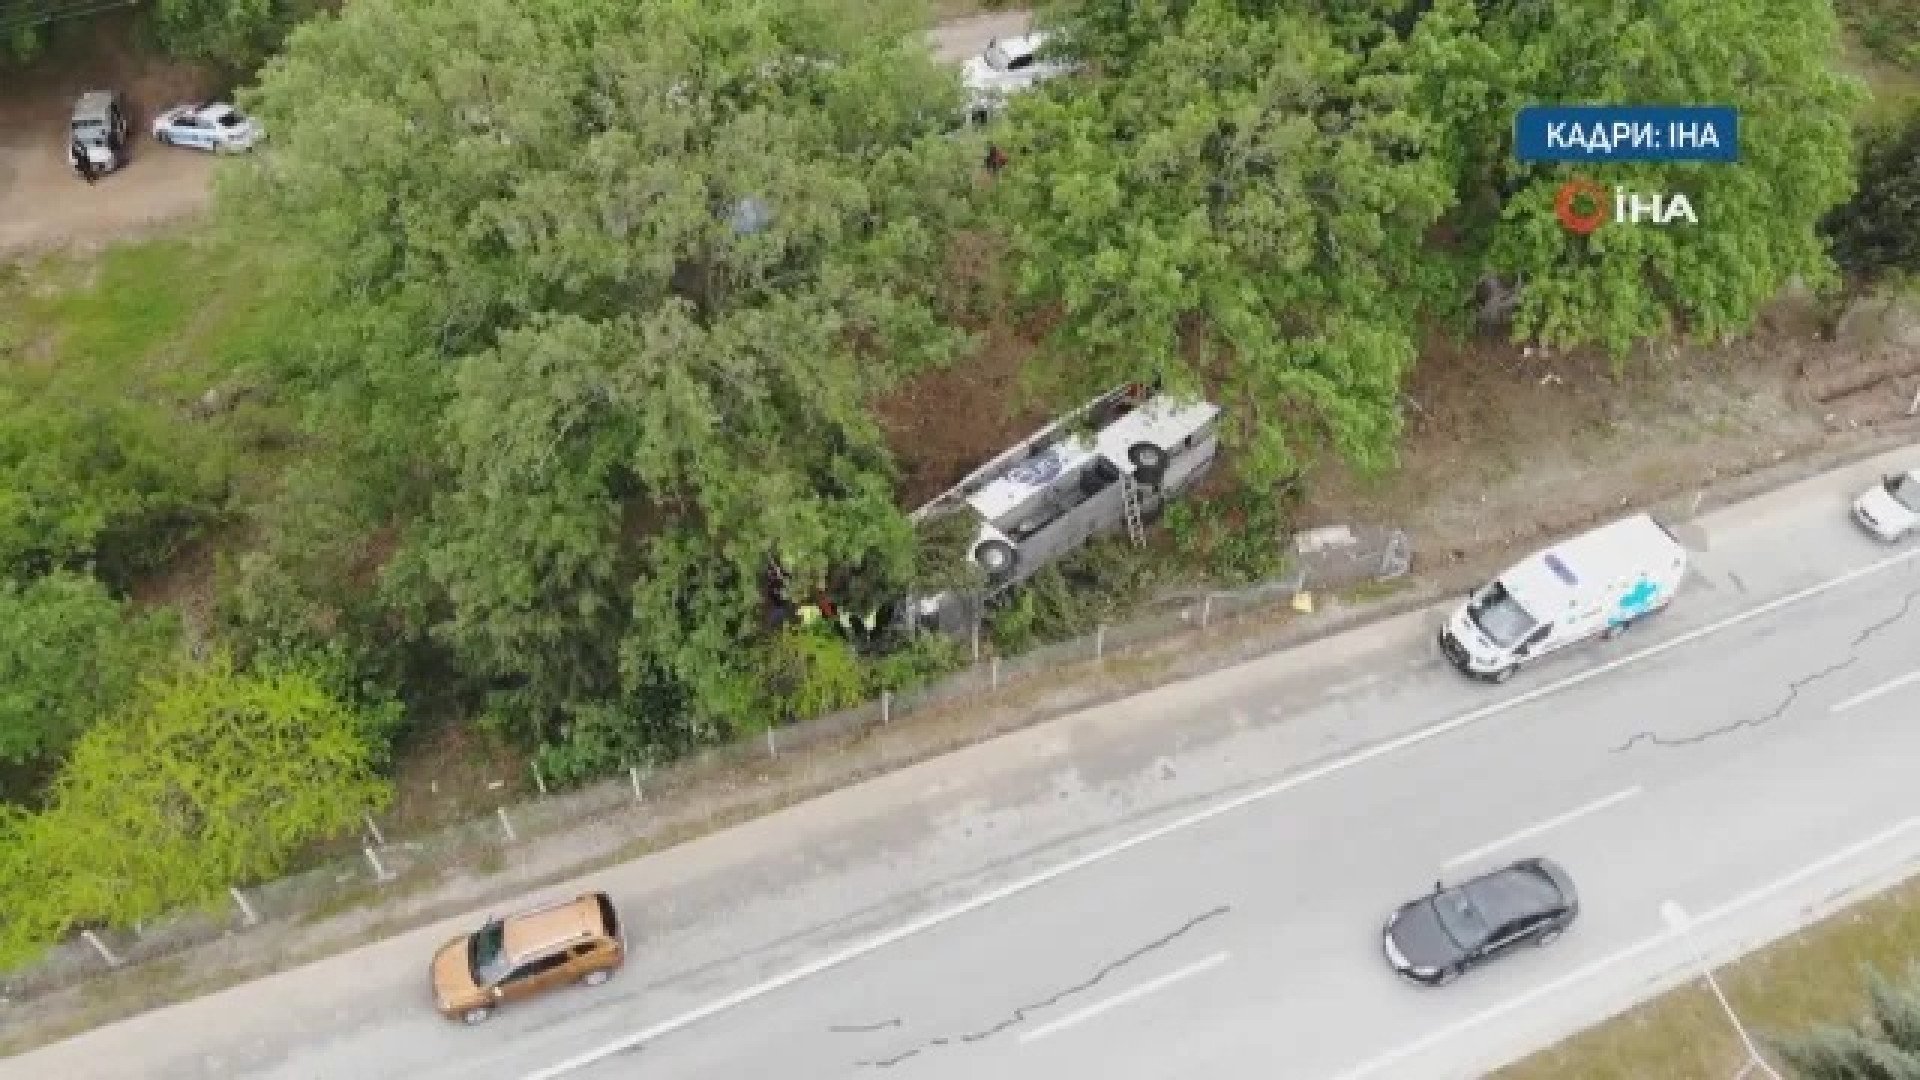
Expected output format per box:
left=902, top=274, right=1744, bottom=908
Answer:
left=1771, top=964, right=1920, bottom=1078
left=1003, top=0, right=1457, bottom=484
left=151, top=0, right=319, bottom=71
left=0, top=571, right=174, bottom=776
left=226, top=0, right=977, bottom=771
left=0, top=389, right=226, bottom=585
left=1841, top=0, right=1920, bottom=71
left=1826, top=108, right=1920, bottom=277
left=1455, top=0, right=1863, bottom=355
left=991, top=0, right=1864, bottom=483
left=0, top=238, right=296, bottom=590
left=0, top=657, right=391, bottom=965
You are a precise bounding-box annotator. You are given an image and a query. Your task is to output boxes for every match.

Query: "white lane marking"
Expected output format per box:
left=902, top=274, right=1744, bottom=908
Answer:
left=1831, top=667, right=1920, bottom=714
left=1443, top=788, right=1642, bottom=871
left=1017, top=951, right=1231, bottom=1045
left=1328, top=816, right=1920, bottom=1080
left=522, top=548, right=1920, bottom=1080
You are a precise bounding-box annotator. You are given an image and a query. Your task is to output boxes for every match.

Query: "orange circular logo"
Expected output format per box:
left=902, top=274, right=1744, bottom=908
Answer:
left=1554, top=179, right=1609, bottom=235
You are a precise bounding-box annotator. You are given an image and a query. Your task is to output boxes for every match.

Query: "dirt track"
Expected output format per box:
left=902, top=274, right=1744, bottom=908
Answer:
left=0, top=14, right=221, bottom=259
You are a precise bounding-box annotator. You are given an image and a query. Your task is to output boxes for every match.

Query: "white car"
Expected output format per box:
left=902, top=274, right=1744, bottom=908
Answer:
left=962, top=32, right=1074, bottom=119
left=152, top=102, right=262, bottom=153
left=1852, top=469, right=1920, bottom=541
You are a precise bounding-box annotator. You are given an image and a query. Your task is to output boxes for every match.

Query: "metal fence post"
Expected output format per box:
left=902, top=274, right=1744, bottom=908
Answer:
left=531, top=762, right=548, bottom=797
left=990, top=656, right=1001, bottom=690
left=1909, top=381, right=1920, bottom=416
left=629, top=765, right=645, bottom=804
left=1095, top=624, right=1106, bottom=660
left=882, top=690, right=892, bottom=726
left=364, top=845, right=394, bottom=882
left=229, top=886, right=259, bottom=927
left=971, top=621, right=981, bottom=663
left=496, top=806, right=517, bottom=843
left=362, top=812, right=385, bottom=848
left=82, top=930, right=122, bottom=968
left=767, top=725, right=778, bottom=758
left=1201, top=594, right=1212, bottom=629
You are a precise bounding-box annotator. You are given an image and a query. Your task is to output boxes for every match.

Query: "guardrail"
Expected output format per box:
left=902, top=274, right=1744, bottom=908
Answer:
left=0, top=526, right=1413, bottom=1002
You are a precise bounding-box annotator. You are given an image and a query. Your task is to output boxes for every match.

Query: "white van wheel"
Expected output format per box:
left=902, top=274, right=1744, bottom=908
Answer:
left=1127, top=442, right=1169, bottom=486
left=1602, top=621, right=1627, bottom=640
left=1490, top=665, right=1516, bottom=684
left=974, top=539, right=1017, bottom=579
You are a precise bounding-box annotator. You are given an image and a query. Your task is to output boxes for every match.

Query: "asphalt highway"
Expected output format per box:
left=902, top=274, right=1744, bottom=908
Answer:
left=14, top=446, right=1920, bottom=1080
left=544, top=466, right=1920, bottom=1080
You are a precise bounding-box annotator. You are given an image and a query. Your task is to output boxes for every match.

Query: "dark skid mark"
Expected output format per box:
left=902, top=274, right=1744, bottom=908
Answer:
left=831, top=1019, right=903, bottom=1033
left=856, top=905, right=1232, bottom=1069
left=1614, top=584, right=1920, bottom=752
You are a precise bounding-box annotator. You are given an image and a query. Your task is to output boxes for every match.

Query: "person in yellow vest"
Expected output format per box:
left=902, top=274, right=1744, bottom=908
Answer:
left=835, top=606, right=880, bottom=641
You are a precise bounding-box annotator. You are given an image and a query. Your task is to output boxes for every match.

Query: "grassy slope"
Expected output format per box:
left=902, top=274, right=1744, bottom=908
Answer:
left=1, top=230, right=306, bottom=604
left=1496, top=878, right=1920, bottom=1079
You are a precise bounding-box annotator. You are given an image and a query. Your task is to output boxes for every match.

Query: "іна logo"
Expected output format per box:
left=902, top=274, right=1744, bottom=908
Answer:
left=1553, top=178, right=1610, bottom=235
left=1553, top=177, right=1697, bottom=234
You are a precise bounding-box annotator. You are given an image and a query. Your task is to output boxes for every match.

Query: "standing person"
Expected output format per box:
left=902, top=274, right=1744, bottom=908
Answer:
left=71, top=138, right=96, bottom=184
left=984, top=143, right=1009, bottom=176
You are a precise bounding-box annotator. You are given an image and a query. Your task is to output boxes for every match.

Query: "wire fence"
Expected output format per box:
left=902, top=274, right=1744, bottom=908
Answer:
left=1, top=527, right=1411, bottom=1002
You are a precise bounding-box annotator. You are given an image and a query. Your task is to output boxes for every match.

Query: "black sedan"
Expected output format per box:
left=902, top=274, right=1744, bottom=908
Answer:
left=1382, top=857, right=1578, bottom=985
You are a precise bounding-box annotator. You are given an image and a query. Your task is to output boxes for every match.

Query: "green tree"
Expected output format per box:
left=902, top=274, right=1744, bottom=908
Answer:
left=1839, top=0, right=1920, bottom=72
left=1825, top=108, right=1920, bottom=278
left=212, top=459, right=415, bottom=732
left=1004, top=0, right=1458, bottom=483
left=911, top=510, right=989, bottom=597
left=0, top=655, right=390, bottom=964
left=758, top=625, right=866, bottom=723
left=231, top=0, right=978, bottom=768
left=0, top=570, right=175, bottom=774
left=151, top=0, right=320, bottom=72
left=0, top=384, right=230, bottom=587
left=1437, top=0, right=1864, bottom=355
left=1771, top=964, right=1920, bottom=1078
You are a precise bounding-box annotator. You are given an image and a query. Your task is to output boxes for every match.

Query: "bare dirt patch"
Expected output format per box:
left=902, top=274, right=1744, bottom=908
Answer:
left=872, top=314, right=1060, bottom=507
left=1298, top=289, right=1920, bottom=570
left=0, top=11, right=220, bottom=259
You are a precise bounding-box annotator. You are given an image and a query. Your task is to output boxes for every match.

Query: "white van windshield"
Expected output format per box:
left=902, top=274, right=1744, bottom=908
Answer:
left=1888, top=473, right=1920, bottom=514
left=1467, top=582, right=1536, bottom=649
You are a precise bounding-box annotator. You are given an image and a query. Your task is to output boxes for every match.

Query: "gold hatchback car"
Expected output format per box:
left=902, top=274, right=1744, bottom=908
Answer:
left=431, top=891, right=626, bottom=1024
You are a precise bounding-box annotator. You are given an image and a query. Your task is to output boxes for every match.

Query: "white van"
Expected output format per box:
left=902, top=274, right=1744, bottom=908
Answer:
left=1439, top=513, right=1687, bottom=683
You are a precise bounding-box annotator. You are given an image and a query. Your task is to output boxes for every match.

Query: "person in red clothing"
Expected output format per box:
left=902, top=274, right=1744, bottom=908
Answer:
left=984, top=143, right=1009, bottom=175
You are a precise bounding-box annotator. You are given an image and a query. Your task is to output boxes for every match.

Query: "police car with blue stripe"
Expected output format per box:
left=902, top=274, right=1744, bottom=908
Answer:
left=152, top=101, right=262, bottom=154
